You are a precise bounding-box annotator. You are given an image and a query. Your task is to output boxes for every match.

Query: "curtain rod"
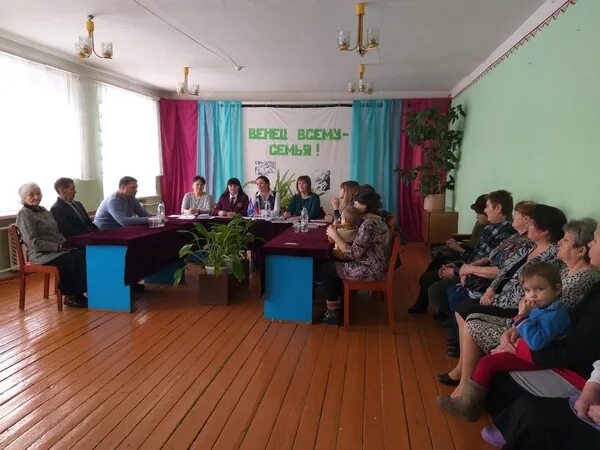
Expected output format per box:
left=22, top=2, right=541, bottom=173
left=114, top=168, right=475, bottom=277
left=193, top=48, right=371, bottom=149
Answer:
left=241, top=103, right=352, bottom=108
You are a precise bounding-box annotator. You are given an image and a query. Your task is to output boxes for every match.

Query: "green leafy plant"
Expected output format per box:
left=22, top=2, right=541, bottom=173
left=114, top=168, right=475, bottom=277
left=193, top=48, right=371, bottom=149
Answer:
left=395, top=104, right=466, bottom=195
left=174, top=217, right=255, bottom=284
left=245, top=169, right=296, bottom=211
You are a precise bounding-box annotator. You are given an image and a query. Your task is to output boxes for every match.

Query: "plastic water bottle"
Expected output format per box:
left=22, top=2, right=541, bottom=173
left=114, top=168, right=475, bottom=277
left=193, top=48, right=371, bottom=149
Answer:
left=264, top=201, right=272, bottom=220
left=247, top=201, right=255, bottom=217
left=300, top=207, right=309, bottom=232
left=157, top=202, right=166, bottom=226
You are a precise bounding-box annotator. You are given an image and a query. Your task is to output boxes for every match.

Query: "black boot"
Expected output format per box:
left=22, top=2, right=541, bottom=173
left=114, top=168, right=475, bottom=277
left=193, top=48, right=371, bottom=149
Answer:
left=408, top=301, right=428, bottom=314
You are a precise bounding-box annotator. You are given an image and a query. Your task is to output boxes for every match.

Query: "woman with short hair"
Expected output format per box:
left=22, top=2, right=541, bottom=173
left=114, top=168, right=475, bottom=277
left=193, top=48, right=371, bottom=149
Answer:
left=15, top=182, right=87, bottom=308
left=181, top=176, right=213, bottom=215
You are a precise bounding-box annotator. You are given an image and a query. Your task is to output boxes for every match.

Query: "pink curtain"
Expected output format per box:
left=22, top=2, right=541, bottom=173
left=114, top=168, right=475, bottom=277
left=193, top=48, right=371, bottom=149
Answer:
left=398, top=98, right=451, bottom=241
left=159, top=99, right=198, bottom=215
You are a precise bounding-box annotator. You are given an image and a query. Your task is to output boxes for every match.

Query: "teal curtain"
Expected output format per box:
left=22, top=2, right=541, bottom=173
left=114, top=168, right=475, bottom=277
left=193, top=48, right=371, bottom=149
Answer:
left=350, top=100, right=401, bottom=217
left=197, top=101, right=243, bottom=197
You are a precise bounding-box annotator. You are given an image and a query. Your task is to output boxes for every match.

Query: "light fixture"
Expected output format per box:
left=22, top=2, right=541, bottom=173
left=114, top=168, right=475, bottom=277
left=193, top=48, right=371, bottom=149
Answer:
left=176, top=67, right=199, bottom=96
left=75, top=15, right=113, bottom=60
left=338, top=3, right=379, bottom=57
left=347, top=64, right=374, bottom=94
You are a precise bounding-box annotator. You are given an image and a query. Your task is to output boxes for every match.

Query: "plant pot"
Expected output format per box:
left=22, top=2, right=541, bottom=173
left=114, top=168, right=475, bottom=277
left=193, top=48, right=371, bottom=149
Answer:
left=424, top=193, right=445, bottom=212
left=198, top=272, right=231, bottom=305
left=205, top=265, right=228, bottom=276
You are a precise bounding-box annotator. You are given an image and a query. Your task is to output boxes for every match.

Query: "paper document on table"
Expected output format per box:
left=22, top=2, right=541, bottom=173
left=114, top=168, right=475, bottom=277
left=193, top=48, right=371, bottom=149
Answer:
left=175, top=214, right=196, bottom=219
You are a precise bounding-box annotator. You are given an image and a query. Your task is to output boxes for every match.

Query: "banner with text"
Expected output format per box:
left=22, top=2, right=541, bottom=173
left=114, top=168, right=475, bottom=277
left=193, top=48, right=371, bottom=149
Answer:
left=242, top=106, right=352, bottom=214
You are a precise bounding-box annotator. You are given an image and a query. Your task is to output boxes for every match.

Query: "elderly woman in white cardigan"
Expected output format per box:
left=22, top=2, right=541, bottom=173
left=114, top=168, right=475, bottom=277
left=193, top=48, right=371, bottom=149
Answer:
left=15, top=182, right=87, bottom=308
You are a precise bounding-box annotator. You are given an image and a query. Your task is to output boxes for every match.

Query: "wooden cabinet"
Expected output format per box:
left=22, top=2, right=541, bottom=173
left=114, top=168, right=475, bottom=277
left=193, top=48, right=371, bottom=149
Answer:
left=422, top=209, right=458, bottom=247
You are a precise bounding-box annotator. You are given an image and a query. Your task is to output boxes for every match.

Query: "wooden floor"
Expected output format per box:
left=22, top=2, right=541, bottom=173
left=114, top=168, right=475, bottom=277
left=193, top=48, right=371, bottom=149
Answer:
left=0, top=244, right=495, bottom=450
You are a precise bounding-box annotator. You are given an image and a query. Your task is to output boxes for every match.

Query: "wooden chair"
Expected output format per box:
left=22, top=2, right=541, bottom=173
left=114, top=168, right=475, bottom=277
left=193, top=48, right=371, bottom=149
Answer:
left=8, top=224, right=63, bottom=311
left=342, top=236, right=402, bottom=332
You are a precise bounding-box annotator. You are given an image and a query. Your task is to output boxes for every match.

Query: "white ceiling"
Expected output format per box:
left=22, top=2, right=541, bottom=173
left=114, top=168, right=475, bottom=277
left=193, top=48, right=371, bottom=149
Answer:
left=0, top=0, right=547, bottom=100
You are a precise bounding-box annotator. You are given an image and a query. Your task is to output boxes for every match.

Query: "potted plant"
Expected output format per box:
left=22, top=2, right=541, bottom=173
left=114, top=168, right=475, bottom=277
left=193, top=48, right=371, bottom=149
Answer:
left=174, top=217, right=255, bottom=304
left=395, top=103, right=466, bottom=211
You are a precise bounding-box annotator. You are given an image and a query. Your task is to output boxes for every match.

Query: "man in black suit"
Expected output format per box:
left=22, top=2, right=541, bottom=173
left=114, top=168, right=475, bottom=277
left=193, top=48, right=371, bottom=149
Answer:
left=50, top=177, right=99, bottom=239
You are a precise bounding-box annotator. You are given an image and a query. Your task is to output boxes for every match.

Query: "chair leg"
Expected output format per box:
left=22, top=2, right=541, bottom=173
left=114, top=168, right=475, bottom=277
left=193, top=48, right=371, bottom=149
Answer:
left=43, top=274, right=50, bottom=299
left=19, top=276, right=26, bottom=310
left=385, top=287, right=395, bottom=333
left=344, top=285, right=351, bottom=330
left=56, top=276, right=63, bottom=312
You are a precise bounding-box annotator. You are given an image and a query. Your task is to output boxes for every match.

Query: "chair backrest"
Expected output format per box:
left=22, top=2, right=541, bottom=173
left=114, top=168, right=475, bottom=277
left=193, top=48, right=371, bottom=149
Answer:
left=8, top=225, right=27, bottom=273
left=387, top=236, right=401, bottom=279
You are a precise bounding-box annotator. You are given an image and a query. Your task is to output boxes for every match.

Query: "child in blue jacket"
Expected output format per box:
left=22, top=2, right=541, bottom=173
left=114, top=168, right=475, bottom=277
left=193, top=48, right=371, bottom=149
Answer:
left=437, top=262, right=570, bottom=421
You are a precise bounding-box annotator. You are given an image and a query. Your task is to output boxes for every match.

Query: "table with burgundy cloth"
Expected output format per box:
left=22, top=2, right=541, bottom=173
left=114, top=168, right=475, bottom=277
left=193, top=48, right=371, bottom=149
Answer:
left=260, top=225, right=332, bottom=323
left=67, top=217, right=291, bottom=312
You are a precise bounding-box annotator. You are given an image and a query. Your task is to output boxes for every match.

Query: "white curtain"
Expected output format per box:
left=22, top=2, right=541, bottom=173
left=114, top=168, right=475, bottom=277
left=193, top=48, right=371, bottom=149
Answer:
left=0, top=51, right=84, bottom=213
left=98, top=83, right=161, bottom=198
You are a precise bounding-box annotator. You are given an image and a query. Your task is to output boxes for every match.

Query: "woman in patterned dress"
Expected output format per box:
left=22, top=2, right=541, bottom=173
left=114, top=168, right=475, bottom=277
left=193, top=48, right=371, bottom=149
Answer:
left=319, top=188, right=390, bottom=325
left=445, top=217, right=600, bottom=397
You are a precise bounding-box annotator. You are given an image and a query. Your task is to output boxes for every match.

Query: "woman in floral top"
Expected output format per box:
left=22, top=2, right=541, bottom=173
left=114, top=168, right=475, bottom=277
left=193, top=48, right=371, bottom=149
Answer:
left=443, top=216, right=600, bottom=398
left=320, top=188, right=390, bottom=325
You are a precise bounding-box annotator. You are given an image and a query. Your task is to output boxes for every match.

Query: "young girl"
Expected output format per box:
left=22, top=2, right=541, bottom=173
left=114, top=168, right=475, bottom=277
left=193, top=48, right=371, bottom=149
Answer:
left=437, top=262, right=570, bottom=421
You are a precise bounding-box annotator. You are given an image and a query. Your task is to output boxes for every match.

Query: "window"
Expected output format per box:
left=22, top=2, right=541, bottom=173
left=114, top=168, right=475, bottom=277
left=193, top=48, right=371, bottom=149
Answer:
left=0, top=51, right=83, bottom=214
left=98, top=84, right=160, bottom=198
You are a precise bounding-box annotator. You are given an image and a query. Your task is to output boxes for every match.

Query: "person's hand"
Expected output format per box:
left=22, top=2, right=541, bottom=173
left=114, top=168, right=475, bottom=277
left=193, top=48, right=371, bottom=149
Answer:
left=283, top=211, right=291, bottom=219
left=588, top=404, right=600, bottom=424
left=491, top=343, right=513, bottom=354
left=459, top=264, right=473, bottom=277
left=575, top=381, right=600, bottom=420
left=189, top=208, right=199, bottom=215
left=446, top=238, right=457, bottom=247
left=326, top=225, right=339, bottom=240
left=330, top=197, right=340, bottom=210
left=446, top=239, right=463, bottom=253
left=480, top=287, right=494, bottom=305
left=438, top=266, right=455, bottom=280
left=497, top=327, right=519, bottom=354
left=217, top=210, right=227, bottom=217
left=460, top=274, right=468, bottom=286
left=518, top=298, right=535, bottom=316
left=323, top=214, right=333, bottom=223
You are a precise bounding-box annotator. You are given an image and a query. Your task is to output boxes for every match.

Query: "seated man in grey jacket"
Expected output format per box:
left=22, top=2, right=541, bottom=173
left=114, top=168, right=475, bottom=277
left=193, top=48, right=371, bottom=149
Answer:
left=93, top=176, right=153, bottom=230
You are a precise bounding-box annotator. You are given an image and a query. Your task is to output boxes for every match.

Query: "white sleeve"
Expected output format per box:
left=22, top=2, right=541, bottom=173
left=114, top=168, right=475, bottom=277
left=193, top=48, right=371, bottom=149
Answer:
left=589, top=360, right=600, bottom=384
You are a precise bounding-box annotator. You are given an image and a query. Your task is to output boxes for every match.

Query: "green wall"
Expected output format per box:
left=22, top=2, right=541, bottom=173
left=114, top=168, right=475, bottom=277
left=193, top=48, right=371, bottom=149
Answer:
left=452, top=0, right=600, bottom=232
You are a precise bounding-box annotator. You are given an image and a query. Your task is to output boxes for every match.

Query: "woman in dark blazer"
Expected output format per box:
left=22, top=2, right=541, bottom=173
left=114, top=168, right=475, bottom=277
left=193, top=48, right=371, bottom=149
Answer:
left=213, top=177, right=250, bottom=217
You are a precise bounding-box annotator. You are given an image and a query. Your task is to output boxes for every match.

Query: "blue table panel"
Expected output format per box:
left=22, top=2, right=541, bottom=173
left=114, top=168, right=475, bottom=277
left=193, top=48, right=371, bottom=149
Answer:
left=264, top=254, right=313, bottom=323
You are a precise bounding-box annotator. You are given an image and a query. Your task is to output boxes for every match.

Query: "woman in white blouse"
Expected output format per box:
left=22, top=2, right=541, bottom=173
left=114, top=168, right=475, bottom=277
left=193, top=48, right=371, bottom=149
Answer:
left=181, top=176, right=213, bottom=215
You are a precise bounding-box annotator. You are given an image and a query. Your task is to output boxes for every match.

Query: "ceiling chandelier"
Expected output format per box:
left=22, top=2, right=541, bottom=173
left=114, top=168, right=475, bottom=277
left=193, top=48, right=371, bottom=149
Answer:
left=176, top=67, right=199, bottom=96
left=347, top=64, right=373, bottom=94
left=75, top=15, right=113, bottom=60
left=338, top=3, right=379, bottom=57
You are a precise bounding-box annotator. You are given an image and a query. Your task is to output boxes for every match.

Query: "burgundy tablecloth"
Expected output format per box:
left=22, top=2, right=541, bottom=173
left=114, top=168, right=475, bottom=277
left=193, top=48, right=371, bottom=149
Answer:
left=258, top=226, right=332, bottom=293
left=66, top=223, right=191, bottom=284
left=65, top=218, right=292, bottom=285
left=260, top=226, right=332, bottom=258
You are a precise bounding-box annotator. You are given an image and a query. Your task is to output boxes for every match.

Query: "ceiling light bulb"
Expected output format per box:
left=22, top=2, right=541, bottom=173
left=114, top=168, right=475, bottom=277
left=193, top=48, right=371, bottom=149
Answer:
left=338, top=30, right=350, bottom=50
left=367, top=29, right=380, bottom=49
left=75, top=36, right=92, bottom=59
left=176, top=82, right=185, bottom=96
left=100, top=42, right=113, bottom=58
left=189, top=84, right=200, bottom=96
